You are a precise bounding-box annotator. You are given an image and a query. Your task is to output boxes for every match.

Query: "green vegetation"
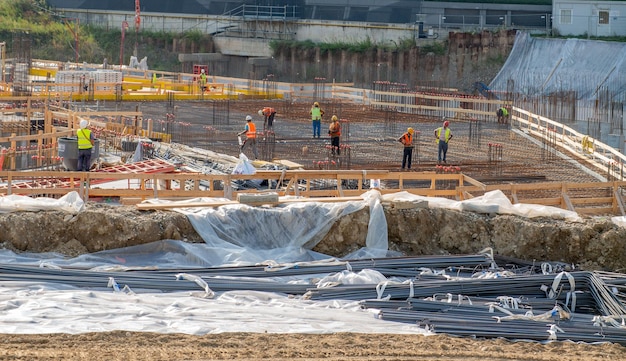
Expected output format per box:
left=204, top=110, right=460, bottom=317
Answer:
left=419, top=41, right=447, bottom=56
left=270, top=37, right=446, bottom=54
left=0, top=0, right=203, bottom=70
left=486, top=54, right=507, bottom=67
left=270, top=38, right=380, bottom=54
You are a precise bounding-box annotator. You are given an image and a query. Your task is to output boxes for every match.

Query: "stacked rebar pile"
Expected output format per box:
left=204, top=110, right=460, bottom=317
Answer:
left=1, top=252, right=625, bottom=345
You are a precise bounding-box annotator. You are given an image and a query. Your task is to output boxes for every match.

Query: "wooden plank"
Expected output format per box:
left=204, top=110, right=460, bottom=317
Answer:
left=615, top=188, right=626, bottom=216
left=569, top=197, right=613, bottom=205
left=273, top=159, right=304, bottom=169
left=509, top=182, right=564, bottom=191
left=462, top=175, right=485, bottom=189
left=577, top=207, right=615, bottom=215
left=519, top=197, right=562, bottom=206
left=561, top=193, right=575, bottom=212
left=564, top=181, right=613, bottom=189
left=135, top=196, right=364, bottom=210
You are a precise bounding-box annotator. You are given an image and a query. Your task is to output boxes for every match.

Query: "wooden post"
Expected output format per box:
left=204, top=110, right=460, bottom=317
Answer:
left=37, top=130, right=43, bottom=168
left=9, top=133, right=16, bottom=170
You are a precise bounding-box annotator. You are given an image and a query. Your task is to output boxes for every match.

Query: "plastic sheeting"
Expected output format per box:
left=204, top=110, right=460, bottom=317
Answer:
left=143, top=190, right=390, bottom=267
left=382, top=189, right=582, bottom=222
left=489, top=32, right=626, bottom=100
left=612, top=216, right=626, bottom=228
left=0, top=282, right=426, bottom=335
left=0, top=191, right=84, bottom=214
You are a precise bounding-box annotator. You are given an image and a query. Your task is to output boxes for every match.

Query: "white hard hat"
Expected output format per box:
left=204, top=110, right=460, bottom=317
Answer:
left=258, top=109, right=263, bottom=116
left=246, top=115, right=252, bottom=121
left=201, top=69, right=205, bottom=73
left=79, top=119, right=88, bottom=129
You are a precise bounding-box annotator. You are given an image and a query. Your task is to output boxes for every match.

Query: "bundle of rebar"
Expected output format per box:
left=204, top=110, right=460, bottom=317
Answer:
left=1, top=253, right=625, bottom=345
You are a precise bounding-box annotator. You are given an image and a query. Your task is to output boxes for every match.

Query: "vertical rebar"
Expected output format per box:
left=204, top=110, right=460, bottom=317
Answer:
left=468, top=118, right=481, bottom=146
left=260, top=130, right=275, bottom=161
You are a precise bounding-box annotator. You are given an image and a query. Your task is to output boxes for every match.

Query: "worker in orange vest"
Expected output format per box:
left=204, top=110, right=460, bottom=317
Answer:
left=258, top=107, right=277, bottom=131
left=237, top=115, right=258, bottom=159
left=398, top=127, right=414, bottom=170
left=328, top=115, right=341, bottom=155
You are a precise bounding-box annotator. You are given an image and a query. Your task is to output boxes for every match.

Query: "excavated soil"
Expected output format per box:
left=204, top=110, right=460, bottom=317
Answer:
left=2, top=203, right=625, bottom=271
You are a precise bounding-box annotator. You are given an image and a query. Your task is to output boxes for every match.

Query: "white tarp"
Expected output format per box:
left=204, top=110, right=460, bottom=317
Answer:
left=0, top=281, right=426, bottom=335
left=142, top=190, right=390, bottom=266
left=382, top=189, right=582, bottom=222
left=0, top=191, right=84, bottom=214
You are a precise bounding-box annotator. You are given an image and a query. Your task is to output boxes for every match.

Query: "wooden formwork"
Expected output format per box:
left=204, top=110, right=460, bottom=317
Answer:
left=458, top=180, right=626, bottom=216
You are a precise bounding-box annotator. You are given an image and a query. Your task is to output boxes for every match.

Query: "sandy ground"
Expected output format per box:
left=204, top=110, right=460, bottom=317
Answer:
left=1, top=332, right=625, bottom=360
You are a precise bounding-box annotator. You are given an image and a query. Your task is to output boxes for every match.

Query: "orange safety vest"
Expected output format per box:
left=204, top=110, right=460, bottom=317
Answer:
left=400, top=132, right=413, bottom=147
left=329, top=121, right=341, bottom=137
left=262, top=107, right=276, bottom=116
left=246, top=122, right=257, bottom=138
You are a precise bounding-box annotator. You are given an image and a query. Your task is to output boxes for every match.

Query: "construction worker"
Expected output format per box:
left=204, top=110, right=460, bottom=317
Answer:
left=237, top=115, right=258, bottom=159
left=199, top=68, right=207, bottom=93
left=76, top=119, right=95, bottom=171
left=258, top=107, right=277, bottom=131
left=310, top=101, right=324, bottom=138
left=434, top=120, right=452, bottom=164
left=328, top=115, right=341, bottom=155
left=398, top=127, right=414, bottom=170
left=496, top=106, right=509, bottom=123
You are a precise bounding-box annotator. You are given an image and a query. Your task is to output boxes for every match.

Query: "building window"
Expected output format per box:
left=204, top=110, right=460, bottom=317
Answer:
left=560, top=9, right=572, bottom=24
left=599, top=11, right=609, bottom=25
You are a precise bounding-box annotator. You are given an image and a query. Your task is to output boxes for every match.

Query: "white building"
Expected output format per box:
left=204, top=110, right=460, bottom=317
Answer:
left=553, top=0, right=626, bottom=36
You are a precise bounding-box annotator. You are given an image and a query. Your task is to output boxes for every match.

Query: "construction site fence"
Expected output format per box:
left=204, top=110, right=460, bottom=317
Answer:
left=458, top=179, right=626, bottom=216
left=0, top=130, right=74, bottom=171
left=510, top=106, right=626, bottom=182
left=0, top=170, right=480, bottom=202
left=2, top=169, right=626, bottom=215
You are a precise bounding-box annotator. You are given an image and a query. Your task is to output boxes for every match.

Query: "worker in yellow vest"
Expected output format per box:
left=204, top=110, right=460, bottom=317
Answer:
left=497, top=106, right=509, bottom=123
left=199, top=69, right=207, bottom=93
left=310, top=102, right=324, bottom=138
left=76, top=119, right=95, bottom=171
left=434, top=120, right=452, bottom=164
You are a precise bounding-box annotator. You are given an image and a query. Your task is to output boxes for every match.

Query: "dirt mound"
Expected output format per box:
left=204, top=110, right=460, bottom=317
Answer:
left=2, top=203, right=625, bottom=271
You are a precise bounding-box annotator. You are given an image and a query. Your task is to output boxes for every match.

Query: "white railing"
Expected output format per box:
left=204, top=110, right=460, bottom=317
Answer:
left=511, top=106, right=626, bottom=180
